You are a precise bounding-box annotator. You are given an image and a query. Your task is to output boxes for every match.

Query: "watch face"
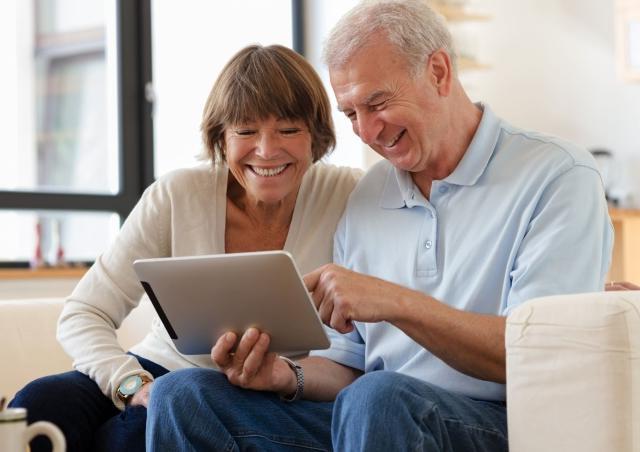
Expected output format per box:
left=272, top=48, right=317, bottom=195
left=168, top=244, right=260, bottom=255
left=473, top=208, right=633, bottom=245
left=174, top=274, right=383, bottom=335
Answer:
left=119, top=375, right=143, bottom=396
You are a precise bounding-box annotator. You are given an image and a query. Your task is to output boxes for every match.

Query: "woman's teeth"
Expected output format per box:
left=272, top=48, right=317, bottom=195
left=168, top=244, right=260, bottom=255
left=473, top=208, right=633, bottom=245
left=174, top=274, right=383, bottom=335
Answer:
left=385, top=130, right=405, bottom=147
left=251, top=164, right=288, bottom=177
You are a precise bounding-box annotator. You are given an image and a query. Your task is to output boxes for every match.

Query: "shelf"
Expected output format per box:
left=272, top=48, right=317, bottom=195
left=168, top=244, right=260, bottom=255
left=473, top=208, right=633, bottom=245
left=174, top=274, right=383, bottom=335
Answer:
left=432, top=3, right=491, bottom=22
left=458, top=57, right=490, bottom=71
left=609, top=207, right=640, bottom=220
left=0, top=267, right=88, bottom=280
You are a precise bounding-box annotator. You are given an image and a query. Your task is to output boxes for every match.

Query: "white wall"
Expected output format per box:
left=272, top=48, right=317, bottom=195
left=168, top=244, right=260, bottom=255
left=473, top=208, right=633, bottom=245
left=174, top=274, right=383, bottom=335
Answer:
left=461, top=0, right=640, bottom=206
left=151, top=0, right=293, bottom=178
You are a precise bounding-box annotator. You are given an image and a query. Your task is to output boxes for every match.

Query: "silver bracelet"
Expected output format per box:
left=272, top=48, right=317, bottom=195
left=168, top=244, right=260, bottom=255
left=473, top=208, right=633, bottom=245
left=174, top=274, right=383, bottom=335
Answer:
left=279, top=356, right=304, bottom=402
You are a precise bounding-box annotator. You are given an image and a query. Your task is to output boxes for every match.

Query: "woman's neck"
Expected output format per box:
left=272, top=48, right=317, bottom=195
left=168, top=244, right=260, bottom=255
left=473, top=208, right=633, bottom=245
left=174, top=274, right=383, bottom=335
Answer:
left=224, top=176, right=299, bottom=253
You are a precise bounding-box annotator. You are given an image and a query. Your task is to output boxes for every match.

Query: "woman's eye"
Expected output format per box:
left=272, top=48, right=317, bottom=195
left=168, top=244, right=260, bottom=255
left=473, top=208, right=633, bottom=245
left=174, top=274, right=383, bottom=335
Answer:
left=235, top=130, right=255, bottom=136
left=370, top=100, right=386, bottom=111
left=280, top=128, right=302, bottom=135
left=345, top=111, right=356, bottom=121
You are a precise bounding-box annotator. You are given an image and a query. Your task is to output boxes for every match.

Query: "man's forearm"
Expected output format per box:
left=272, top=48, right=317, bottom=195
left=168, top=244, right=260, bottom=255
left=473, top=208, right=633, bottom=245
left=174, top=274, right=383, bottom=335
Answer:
left=392, top=291, right=506, bottom=383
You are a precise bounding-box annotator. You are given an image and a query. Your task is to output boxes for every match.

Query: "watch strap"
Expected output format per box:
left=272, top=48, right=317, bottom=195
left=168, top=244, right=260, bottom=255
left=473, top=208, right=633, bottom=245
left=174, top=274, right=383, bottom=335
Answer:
left=279, top=356, right=304, bottom=402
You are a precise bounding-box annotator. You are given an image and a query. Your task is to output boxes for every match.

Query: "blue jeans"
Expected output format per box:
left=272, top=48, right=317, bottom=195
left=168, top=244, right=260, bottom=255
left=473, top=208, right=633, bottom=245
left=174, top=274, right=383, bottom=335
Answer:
left=9, top=354, right=168, bottom=452
left=147, top=369, right=508, bottom=451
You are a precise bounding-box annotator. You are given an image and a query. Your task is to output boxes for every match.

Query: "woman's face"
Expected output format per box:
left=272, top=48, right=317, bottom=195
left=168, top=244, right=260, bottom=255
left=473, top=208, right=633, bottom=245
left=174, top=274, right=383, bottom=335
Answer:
left=224, top=116, right=313, bottom=206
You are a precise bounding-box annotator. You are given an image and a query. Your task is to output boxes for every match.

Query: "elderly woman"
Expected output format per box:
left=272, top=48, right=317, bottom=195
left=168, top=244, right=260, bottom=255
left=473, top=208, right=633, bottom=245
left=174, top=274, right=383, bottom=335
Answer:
left=10, top=44, right=360, bottom=452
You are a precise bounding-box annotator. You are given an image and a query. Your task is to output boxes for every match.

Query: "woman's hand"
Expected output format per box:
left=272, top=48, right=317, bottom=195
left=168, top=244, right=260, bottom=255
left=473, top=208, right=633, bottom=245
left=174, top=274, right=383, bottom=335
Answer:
left=211, top=328, right=297, bottom=396
left=605, top=281, right=640, bottom=291
left=130, top=381, right=154, bottom=408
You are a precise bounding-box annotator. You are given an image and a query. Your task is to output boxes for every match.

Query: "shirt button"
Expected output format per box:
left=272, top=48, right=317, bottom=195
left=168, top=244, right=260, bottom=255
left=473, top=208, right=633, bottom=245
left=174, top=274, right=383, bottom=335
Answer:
left=424, top=240, right=433, bottom=249
left=438, top=185, right=448, bottom=194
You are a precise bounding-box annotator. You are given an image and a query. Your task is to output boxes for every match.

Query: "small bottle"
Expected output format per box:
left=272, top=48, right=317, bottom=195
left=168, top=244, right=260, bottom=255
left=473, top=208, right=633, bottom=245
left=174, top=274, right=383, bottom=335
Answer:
left=51, top=219, right=66, bottom=267
left=30, top=220, right=44, bottom=269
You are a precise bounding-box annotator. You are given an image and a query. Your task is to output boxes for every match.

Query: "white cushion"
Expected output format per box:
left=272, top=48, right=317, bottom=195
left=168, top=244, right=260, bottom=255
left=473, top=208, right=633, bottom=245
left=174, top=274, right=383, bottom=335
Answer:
left=0, top=298, right=153, bottom=401
left=506, top=291, right=640, bottom=452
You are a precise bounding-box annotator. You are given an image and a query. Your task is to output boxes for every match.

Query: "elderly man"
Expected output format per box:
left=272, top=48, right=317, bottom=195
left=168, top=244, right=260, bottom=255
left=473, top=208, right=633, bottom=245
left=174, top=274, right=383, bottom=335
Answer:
left=146, top=1, right=612, bottom=451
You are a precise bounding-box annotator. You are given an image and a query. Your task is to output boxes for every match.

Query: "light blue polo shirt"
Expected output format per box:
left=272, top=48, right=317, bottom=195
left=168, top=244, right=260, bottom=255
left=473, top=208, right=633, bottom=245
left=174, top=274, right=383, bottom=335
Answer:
left=312, top=104, right=613, bottom=401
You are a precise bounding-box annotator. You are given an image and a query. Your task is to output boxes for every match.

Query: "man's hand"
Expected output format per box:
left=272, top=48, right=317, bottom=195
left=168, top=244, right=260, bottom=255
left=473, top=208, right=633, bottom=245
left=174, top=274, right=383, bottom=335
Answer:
left=211, top=328, right=296, bottom=396
left=304, top=263, right=507, bottom=383
left=130, top=381, right=153, bottom=408
left=606, top=281, right=640, bottom=291
left=303, top=264, right=411, bottom=333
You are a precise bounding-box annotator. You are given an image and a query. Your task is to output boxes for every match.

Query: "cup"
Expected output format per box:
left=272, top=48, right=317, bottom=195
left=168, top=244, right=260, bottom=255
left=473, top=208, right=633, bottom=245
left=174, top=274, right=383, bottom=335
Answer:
left=0, top=408, right=66, bottom=452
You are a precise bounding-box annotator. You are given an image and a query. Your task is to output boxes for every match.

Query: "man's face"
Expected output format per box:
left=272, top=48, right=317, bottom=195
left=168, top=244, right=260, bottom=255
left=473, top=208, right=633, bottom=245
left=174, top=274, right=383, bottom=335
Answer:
left=330, top=35, right=446, bottom=173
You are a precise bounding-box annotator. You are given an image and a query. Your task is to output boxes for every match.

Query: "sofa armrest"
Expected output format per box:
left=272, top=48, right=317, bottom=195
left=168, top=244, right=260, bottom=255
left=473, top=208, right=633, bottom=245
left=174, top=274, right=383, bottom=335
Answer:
left=0, top=298, right=153, bottom=401
left=506, top=291, right=640, bottom=452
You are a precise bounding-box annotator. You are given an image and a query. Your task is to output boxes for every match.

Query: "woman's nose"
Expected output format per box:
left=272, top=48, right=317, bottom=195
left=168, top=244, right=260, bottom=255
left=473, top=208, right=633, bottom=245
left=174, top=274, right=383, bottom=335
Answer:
left=254, top=131, right=281, bottom=158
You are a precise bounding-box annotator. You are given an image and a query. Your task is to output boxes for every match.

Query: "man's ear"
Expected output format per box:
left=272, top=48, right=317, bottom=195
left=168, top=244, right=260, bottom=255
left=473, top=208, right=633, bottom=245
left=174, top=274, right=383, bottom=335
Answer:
left=428, top=49, right=453, bottom=96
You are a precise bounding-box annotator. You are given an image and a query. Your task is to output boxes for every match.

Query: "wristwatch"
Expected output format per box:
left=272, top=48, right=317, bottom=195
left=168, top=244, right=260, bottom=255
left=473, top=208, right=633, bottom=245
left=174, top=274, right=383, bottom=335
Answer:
left=116, top=374, right=152, bottom=405
left=279, top=356, right=304, bottom=402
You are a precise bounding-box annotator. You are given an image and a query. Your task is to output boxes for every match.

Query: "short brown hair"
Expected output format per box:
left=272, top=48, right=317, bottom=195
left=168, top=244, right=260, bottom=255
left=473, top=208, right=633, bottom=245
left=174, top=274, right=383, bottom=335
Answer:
left=201, top=44, right=336, bottom=163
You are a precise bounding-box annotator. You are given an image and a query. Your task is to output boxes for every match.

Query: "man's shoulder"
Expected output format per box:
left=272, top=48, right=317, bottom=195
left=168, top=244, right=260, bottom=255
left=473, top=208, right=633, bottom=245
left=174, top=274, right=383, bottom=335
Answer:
left=498, top=122, right=597, bottom=173
left=346, top=159, right=393, bottom=206
left=354, top=159, right=392, bottom=189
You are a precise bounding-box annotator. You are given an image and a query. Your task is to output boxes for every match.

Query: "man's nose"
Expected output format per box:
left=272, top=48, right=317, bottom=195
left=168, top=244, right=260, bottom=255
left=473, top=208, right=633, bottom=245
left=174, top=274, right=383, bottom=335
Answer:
left=355, top=112, right=382, bottom=145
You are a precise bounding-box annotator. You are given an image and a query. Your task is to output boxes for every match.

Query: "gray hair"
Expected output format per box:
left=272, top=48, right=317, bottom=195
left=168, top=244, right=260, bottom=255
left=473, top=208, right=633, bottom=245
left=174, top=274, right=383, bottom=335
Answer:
left=323, top=0, right=457, bottom=76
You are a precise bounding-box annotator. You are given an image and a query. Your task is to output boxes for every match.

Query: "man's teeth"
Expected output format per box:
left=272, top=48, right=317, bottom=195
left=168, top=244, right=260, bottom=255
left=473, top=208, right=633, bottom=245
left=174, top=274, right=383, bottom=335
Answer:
left=385, top=130, right=405, bottom=147
left=252, top=164, right=287, bottom=177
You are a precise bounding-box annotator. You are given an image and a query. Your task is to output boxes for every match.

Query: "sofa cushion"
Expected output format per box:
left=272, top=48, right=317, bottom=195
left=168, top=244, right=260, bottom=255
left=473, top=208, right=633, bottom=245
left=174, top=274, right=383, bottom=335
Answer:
left=0, top=298, right=153, bottom=401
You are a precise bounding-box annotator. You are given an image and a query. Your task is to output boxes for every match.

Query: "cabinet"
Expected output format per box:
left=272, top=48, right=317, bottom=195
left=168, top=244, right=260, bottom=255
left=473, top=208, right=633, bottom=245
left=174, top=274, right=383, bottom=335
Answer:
left=607, top=208, right=640, bottom=283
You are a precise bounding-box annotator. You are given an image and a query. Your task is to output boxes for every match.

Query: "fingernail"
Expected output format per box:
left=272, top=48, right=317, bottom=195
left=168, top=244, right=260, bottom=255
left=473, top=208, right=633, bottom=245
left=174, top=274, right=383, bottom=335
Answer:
left=226, top=333, right=235, bottom=343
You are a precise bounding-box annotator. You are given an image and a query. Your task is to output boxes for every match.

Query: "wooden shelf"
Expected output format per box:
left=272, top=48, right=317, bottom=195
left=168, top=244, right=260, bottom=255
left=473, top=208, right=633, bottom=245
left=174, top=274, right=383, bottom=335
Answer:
left=458, top=57, right=490, bottom=71
left=0, top=267, right=88, bottom=280
left=432, top=3, right=491, bottom=22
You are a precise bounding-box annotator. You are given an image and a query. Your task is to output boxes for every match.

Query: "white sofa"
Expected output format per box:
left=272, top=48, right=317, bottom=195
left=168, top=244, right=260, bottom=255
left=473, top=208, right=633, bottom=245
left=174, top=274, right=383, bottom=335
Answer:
left=506, top=291, right=640, bottom=452
left=0, top=298, right=154, bottom=401
left=2, top=292, right=639, bottom=451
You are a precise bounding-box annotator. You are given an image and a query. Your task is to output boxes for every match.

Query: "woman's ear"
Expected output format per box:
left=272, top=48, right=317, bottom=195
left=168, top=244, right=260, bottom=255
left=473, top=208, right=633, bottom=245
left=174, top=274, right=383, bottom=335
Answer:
left=428, top=49, right=453, bottom=96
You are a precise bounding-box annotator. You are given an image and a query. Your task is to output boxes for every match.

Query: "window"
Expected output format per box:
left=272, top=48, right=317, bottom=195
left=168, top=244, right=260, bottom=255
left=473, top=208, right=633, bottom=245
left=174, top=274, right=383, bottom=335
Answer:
left=0, top=0, right=151, bottom=265
left=151, top=0, right=295, bottom=177
left=0, top=0, right=303, bottom=266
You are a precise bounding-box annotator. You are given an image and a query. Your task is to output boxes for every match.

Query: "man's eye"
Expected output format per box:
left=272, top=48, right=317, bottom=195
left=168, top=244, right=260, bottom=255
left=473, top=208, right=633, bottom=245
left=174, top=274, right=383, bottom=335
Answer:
left=235, top=130, right=255, bottom=136
left=370, top=100, right=386, bottom=111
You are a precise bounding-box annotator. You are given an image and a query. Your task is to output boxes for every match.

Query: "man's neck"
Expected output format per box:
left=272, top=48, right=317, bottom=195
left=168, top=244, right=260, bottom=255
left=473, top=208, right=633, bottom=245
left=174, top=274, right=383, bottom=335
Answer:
left=411, top=92, right=482, bottom=198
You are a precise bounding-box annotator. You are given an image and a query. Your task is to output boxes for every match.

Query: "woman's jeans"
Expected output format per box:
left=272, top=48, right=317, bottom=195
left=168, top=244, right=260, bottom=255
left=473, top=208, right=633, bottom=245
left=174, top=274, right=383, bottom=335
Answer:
left=147, top=369, right=508, bottom=451
left=9, top=354, right=168, bottom=452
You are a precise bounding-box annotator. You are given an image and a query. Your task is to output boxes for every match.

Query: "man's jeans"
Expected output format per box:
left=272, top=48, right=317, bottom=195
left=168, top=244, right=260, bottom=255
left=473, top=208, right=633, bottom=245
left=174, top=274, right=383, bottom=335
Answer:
left=147, top=369, right=508, bottom=451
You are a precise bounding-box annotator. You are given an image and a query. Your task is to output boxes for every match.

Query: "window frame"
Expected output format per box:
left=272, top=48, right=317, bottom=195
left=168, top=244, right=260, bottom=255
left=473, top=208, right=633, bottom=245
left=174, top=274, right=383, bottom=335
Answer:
left=0, top=0, right=304, bottom=264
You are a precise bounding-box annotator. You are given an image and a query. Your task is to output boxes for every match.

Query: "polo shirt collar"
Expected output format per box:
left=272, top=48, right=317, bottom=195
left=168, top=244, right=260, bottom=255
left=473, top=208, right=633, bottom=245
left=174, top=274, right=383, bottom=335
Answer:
left=380, top=103, right=501, bottom=209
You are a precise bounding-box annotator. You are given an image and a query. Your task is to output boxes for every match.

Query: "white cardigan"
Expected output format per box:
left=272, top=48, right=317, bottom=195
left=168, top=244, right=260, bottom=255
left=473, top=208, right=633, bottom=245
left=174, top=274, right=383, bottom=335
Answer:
left=57, top=162, right=361, bottom=408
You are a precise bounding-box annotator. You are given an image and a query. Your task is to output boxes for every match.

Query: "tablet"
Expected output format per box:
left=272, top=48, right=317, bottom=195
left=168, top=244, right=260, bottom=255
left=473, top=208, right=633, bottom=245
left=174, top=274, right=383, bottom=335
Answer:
left=133, top=251, right=330, bottom=357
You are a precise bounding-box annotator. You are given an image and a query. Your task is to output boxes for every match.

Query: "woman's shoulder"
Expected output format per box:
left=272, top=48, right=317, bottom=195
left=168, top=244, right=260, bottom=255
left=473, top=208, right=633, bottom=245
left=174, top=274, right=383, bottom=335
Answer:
left=304, top=162, right=363, bottom=193
left=145, top=163, right=225, bottom=197
left=154, top=163, right=219, bottom=188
